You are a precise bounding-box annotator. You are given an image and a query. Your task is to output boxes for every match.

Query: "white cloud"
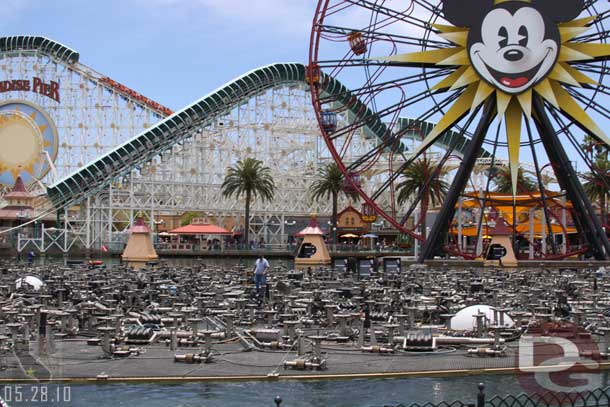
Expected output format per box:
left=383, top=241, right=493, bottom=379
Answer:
left=132, top=0, right=312, bottom=36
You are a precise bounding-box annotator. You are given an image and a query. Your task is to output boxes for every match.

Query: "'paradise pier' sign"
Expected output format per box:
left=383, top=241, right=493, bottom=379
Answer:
left=0, top=77, right=60, bottom=103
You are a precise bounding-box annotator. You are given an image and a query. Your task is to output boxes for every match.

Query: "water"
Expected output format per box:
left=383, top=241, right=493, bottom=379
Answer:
left=0, top=375, right=535, bottom=407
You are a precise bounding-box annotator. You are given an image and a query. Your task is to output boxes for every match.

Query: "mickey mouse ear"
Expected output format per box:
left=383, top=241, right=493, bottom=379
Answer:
left=531, top=0, right=584, bottom=23
left=442, top=0, right=494, bottom=27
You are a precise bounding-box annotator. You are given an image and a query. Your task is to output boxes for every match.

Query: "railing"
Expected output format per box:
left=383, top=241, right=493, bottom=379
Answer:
left=329, top=244, right=411, bottom=254
left=152, top=242, right=413, bottom=256
left=154, top=243, right=295, bottom=253
left=272, top=384, right=610, bottom=407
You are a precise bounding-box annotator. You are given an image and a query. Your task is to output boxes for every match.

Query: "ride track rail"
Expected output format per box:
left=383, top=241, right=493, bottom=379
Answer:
left=0, top=36, right=173, bottom=118
left=0, top=36, right=80, bottom=64
left=45, top=62, right=481, bottom=211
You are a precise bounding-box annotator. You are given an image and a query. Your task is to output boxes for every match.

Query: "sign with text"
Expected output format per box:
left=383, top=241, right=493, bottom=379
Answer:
left=0, top=78, right=61, bottom=103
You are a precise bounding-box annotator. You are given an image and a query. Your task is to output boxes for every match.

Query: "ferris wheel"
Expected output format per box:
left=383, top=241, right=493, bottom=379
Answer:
left=310, top=0, right=610, bottom=261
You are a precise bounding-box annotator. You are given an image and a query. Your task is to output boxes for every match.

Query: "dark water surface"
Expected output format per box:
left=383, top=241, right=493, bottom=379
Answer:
left=0, top=375, right=535, bottom=407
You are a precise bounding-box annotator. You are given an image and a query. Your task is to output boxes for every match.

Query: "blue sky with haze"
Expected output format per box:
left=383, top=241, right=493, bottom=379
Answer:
left=3, top=0, right=312, bottom=110
left=6, top=0, right=610, bottom=176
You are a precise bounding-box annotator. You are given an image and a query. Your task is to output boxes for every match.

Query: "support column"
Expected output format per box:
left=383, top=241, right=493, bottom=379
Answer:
left=129, top=173, right=135, bottom=228
left=458, top=197, right=463, bottom=251
left=562, top=193, right=567, bottom=255
left=63, top=207, right=70, bottom=253
left=420, top=97, right=496, bottom=262
left=532, top=95, right=610, bottom=260
left=107, top=187, right=113, bottom=246
left=83, top=196, right=90, bottom=249
left=414, top=208, right=419, bottom=259
left=529, top=208, right=534, bottom=260
left=541, top=210, right=547, bottom=255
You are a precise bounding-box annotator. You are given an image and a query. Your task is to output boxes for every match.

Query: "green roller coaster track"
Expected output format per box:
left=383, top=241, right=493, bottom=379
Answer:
left=0, top=36, right=489, bottom=209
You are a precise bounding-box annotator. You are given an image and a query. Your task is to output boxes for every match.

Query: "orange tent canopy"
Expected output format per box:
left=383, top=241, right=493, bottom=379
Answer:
left=452, top=224, right=577, bottom=237
left=169, top=224, right=232, bottom=235
left=459, top=192, right=572, bottom=209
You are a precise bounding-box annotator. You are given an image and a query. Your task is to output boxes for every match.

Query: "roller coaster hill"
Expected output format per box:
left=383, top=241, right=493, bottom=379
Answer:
left=0, top=36, right=413, bottom=256
left=0, top=36, right=590, bottom=261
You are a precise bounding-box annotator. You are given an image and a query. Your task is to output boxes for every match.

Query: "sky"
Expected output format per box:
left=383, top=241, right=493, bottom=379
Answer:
left=4, top=0, right=610, bottom=178
left=2, top=0, right=314, bottom=110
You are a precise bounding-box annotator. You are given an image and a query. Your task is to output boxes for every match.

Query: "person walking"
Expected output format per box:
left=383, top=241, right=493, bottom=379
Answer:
left=253, top=254, right=270, bottom=296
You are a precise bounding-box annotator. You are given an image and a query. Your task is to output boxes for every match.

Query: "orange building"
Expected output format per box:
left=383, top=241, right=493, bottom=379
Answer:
left=336, top=206, right=370, bottom=238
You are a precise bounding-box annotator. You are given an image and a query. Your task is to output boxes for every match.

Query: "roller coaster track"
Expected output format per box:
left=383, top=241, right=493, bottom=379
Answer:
left=0, top=36, right=80, bottom=64
left=0, top=35, right=173, bottom=118
left=46, top=63, right=396, bottom=209
left=46, top=60, right=492, bottom=210
left=0, top=36, right=493, bottom=213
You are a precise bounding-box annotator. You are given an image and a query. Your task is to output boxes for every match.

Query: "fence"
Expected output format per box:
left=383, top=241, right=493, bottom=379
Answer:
left=272, top=384, right=610, bottom=407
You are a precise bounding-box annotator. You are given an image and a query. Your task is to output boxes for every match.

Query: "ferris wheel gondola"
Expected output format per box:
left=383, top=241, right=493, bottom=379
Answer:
left=310, top=0, right=610, bottom=261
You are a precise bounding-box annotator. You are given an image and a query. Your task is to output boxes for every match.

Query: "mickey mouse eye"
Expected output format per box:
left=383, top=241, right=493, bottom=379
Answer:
left=498, top=26, right=508, bottom=48
left=518, top=25, right=528, bottom=47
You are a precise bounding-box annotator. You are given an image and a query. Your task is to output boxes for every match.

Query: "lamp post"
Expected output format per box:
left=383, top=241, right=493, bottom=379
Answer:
left=284, top=220, right=296, bottom=249
left=153, top=219, right=164, bottom=244
left=327, top=221, right=338, bottom=251
left=16, top=210, right=26, bottom=252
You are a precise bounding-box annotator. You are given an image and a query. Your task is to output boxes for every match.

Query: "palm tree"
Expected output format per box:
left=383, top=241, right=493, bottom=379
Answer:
left=396, top=157, right=448, bottom=238
left=309, top=163, right=359, bottom=244
left=581, top=134, right=609, bottom=163
left=221, top=158, right=275, bottom=246
left=491, top=165, right=537, bottom=194
left=583, top=157, right=610, bottom=226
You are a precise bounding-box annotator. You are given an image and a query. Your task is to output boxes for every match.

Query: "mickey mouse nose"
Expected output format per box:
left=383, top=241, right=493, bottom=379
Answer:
left=504, top=50, right=524, bottom=62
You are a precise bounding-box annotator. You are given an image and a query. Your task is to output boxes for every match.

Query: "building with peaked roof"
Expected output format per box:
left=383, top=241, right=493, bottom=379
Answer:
left=336, top=206, right=370, bottom=239
left=0, top=176, right=54, bottom=227
left=0, top=177, right=55, bottom=249
left=295, top=216, right=331, bottom=269
left=122, top=217, right=159, bottom=269
left=484, top=217, right=518, bottom=267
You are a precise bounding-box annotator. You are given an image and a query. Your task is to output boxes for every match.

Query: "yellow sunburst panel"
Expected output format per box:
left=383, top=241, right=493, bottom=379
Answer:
left=0, top=101, right=59, bottom=186
left=0, top=112, right=46, bottom=182
left=371, top=4, right=610, bottom=196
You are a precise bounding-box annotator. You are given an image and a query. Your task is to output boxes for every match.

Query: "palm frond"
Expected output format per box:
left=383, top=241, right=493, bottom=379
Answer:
left=396, top=158, right=448, bottom=207
left=491, top=165, right=537, bottom=194
left=309, top=163, right=360, bottom=202
left=221, top=158, right=276, bottom=203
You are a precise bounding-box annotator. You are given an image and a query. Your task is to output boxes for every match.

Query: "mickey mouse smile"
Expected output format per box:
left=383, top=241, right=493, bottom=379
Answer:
left=475, top=47, right=554, bottom=90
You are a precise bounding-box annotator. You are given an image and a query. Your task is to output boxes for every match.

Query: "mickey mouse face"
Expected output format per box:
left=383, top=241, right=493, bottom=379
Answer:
left=470, top=5, right=558, bottom=94
left=442, top=0, right=584, bottom=95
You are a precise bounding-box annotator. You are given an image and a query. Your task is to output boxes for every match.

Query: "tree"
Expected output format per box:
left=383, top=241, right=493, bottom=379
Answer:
left=396, top=157, right=448, bottom=238
left=221, top=158, right=275, bottom=246
left=181, top=211, right=201, bottom=226
left=491, top=165, right=537, bottom=194
left=309, top=163, right=359, bottom=244
left=583, top=156, right=610, bottom=226
left=581, top=134, right=609, bottom=163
